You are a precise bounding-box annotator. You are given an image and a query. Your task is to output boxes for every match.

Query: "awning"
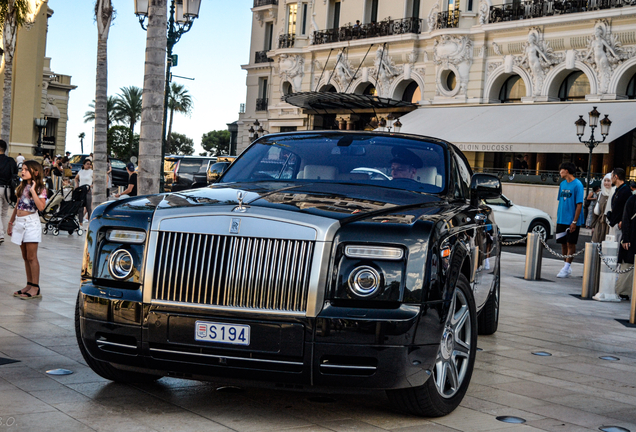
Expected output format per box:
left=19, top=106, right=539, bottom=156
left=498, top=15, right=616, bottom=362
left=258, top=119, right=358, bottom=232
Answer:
left=396, top=101, right=636, bottom=154
left=43, top=102, right=60, bottom=119
left=284, top=92, right=417, bottom=113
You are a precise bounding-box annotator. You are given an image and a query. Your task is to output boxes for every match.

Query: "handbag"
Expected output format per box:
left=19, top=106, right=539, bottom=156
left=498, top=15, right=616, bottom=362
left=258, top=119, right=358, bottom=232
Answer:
left=63, top=167, right=72, bottom=177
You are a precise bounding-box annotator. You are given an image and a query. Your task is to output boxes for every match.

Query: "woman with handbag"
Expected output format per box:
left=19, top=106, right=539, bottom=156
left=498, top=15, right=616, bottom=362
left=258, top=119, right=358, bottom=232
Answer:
left=74, top=159, right=93, bottom=224
left=591, top=173, right=612, bottom=243
left=61, top=156, right=73, bottom=178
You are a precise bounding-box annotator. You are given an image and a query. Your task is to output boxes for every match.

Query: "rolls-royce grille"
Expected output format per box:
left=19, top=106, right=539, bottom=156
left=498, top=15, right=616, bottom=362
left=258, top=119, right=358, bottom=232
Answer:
left=152, top=232, right=314, bottom=312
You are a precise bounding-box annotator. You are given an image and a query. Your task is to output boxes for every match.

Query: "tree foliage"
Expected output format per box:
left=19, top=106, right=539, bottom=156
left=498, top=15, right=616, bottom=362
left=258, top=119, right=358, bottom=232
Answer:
left=167, top=132, right=194, bottom=156
left=107, top=125, right=138, bottom=161
left=113, top=86, right=142, bottom=135
left=201, top=130, right=230, bottom=156
left=84, top=96, right=120, bottom=129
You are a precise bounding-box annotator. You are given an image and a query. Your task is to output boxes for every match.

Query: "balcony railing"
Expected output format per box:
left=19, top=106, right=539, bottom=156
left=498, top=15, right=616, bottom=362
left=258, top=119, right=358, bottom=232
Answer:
left=488, top=0, right=634, bottom=22
left=278, top=34, right=295, bottom=48
left=255, top=50, right=273, bottom=63
left=312, top=17, right=422, bottom=45
left=436, top=10, right=460, bottom=29
left=255, top=98, right=268, bottom=111
left=253, top=0, right=277, bottom=7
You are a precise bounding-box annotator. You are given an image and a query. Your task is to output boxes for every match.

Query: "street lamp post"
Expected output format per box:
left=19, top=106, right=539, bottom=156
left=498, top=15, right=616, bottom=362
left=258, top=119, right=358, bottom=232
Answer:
left=134, top=0, right=201, bottom=192
left=575, top=106, right=612, bottom=200
left=34, top=117, right=48, bottom=156
left=249, top=119, right=268, bottom=142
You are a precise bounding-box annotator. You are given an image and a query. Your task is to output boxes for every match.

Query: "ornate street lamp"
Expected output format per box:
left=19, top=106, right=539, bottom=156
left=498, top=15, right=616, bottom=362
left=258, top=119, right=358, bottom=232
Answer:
left=34, top=117, right=48, bottom=156
left=250, top=119, right=268, bottom=142
left=575, top=106, right=611, bottom=199
left=393, top=118, right=402, bottom=133
left=134, top=0, right=201, bottom=191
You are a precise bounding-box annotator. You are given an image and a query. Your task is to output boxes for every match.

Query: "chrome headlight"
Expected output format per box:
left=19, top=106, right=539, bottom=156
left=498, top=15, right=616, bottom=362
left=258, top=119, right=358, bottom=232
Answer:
left=348, top=266, right=382, bottom=298
left=106, top=229, right=146, bottom=244
left=345, top=245, right=404, bottom=260
left=108, top=249, right=134, bottom=280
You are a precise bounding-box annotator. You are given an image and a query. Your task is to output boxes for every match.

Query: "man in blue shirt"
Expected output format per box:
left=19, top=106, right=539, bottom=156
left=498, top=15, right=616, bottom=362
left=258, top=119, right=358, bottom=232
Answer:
left=556, top=162, right=585, bottom=278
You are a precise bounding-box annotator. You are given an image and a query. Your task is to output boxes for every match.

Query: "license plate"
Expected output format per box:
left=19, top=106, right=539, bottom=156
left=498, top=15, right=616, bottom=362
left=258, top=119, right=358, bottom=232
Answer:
left=195, top=321, right=250, bottom=346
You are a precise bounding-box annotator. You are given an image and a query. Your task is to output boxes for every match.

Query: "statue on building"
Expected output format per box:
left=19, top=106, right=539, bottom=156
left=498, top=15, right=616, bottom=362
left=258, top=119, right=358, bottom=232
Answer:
left=584, top=20, right=625, bottom=94
left=333, top=52, right=356, bottom=90
left=519, top=28, right=561, bottom=96
left=278, top=54, right=305, bottom=93
left=428, top=2, right=440, bottom=32
left=433, top=35, right=473, bottom=96
left=373, top=46, right=402, bottom=97
left=478, top=0, right=490, bottom=25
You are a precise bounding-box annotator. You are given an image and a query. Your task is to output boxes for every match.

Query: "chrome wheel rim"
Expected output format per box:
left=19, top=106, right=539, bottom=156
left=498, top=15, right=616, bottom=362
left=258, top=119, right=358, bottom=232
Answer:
left=434, top=288, right=472, bottom=399
left=531, top=224, right=547, bottom=241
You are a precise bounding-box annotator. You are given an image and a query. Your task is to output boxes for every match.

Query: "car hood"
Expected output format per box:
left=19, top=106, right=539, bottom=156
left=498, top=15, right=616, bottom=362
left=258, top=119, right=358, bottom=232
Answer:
left=148, top=182, right=446, bottom=224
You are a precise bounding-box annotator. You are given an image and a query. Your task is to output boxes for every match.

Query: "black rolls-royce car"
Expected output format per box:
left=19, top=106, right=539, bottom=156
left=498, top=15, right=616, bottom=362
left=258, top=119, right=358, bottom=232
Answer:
left=76, top=131, right=501, bottom=417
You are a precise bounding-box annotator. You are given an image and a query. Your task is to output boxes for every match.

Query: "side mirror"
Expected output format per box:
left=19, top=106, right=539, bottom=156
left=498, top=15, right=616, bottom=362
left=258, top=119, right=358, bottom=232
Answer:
left=470, top=173, right=502, bottom=205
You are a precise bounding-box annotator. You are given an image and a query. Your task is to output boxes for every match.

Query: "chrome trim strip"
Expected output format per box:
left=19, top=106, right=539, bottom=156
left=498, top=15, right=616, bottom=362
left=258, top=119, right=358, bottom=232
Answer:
left=305, top=241, right=332, bottom=317
left=97, top=340, right=138, bottom=349
left=319, top=364, right=377, bottom=370
left=150, top=300, right=307, bottom=316
left=149, top=347, right=303, bottom=366
left=143, top=231, right=159, bottom=305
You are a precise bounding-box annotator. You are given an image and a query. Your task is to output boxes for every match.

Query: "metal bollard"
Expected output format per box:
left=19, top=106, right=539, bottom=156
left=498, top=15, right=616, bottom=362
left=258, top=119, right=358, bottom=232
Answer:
left=581, top=242, right=600, bottom=299
left=524, top=233, right=542, bottom=280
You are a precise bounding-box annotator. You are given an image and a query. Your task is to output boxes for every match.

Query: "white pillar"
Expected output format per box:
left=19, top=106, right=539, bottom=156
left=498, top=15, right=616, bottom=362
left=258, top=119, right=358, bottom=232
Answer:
left=593, top=237, right=621, bottom=302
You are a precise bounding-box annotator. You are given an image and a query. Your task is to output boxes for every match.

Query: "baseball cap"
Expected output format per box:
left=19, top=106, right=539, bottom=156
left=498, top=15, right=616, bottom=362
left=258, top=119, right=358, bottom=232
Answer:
left=56, top=154, right=61, bottom=157
left=126, top=162, right=135, bottom=171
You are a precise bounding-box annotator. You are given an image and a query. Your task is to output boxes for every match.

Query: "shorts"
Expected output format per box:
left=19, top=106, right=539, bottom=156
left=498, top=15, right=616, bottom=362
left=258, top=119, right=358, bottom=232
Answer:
left=555, top=223, right=580, bottom=245
left=11, top=213, right=42, bottom=245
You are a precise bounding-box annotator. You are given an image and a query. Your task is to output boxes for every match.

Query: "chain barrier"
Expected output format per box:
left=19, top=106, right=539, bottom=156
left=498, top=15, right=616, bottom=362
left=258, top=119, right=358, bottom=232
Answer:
left=539, top=237, right=586, bottom=259
left=502, top=236, right=528, bottom=246
left=595, top=243, right=635, bottom=274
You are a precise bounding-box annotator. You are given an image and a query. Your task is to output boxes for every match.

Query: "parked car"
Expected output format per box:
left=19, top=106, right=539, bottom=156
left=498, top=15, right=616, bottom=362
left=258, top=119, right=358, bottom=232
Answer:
left=69, top=154, right=90, bottom=176
left=206, top=156, right=237, bottom=184
left=110, top=158, right=133, bottom=187
left=484, top=194, right=553, bottom=241
left=76, top=131, right=502, bottom=417
left=164, top=155, right=217, bottom=192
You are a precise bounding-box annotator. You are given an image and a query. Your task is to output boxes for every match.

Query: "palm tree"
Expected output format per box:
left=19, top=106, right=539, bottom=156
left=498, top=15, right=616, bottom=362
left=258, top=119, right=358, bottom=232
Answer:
left=83, top=96, right=119, bottom=129
left=138, top=0, right=168, bottom=195
left=113, top=86, right=143, bottom=136
left=78, top=132, right=85, bottom=153
left=92, top=0, right=114, bottom=209
left=167, top=83, right=193, bottom=145
left=1, top=0, right=32, bottom=142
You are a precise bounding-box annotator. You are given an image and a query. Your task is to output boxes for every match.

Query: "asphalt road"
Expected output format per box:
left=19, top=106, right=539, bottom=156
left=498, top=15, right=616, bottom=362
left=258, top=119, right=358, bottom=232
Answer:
left=501, top=232, right=591, bottom=265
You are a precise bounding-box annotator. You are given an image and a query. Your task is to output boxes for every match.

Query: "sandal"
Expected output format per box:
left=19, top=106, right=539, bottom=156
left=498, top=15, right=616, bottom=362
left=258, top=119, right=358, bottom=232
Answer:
left=19, top=284, right=41, bottom=300
left=13, top=282, right=35, bottom=297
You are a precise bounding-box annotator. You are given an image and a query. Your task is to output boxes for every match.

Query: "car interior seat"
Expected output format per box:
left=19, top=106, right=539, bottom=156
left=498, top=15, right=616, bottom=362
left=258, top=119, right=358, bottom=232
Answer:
left=301, top=165, right=337, bottom=180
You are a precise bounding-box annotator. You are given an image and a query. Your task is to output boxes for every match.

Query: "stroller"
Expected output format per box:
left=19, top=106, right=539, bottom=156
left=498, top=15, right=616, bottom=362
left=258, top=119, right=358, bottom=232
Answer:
left=40, top=185, right=73, bottom=224
left=42, top=185, right=90, bottom=236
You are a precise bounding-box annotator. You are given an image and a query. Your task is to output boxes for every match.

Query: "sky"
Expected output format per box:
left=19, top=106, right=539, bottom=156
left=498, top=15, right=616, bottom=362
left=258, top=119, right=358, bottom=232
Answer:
left=45, top=0, right=253, bottom=156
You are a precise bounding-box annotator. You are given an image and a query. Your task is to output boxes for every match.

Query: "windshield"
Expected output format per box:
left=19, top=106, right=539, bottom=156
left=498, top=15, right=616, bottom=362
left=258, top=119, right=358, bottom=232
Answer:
left=69, top=155, right=86, bottom=164
left=221, top=133, right=447, bottom=193
left=178, top=160, right=206, bottom=174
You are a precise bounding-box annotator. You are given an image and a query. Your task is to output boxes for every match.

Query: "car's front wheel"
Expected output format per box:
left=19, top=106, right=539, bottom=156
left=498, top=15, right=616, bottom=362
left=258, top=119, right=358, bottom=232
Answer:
left=387, top=274, right=477, bottom=417
left=528, top=220, right=549, bottom=241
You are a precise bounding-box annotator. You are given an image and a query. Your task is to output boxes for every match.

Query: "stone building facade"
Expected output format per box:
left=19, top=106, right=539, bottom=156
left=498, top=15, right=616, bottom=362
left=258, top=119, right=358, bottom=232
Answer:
left=238, top=0, right=636, bottom=181
left=0, top=1, right=76, bottom=159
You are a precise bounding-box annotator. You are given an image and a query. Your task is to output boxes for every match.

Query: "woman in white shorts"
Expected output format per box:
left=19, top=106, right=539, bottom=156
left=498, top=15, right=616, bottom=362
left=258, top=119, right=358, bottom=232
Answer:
left=8, top=160, right=47, bottom=300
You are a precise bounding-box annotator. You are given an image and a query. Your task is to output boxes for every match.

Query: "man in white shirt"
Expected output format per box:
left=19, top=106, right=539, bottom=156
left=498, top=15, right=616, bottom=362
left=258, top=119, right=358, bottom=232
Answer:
left=15, top=153, right=25, bottom=165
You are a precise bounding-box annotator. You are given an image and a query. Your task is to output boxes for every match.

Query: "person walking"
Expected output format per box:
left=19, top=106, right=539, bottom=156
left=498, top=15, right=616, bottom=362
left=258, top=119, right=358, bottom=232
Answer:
left=74, top=159, right=93, bottom=224
left=106, top=157, right=112, bottom=197
left=591, top=173, right=612, bottom=243
left=606, top=167, right=630, bottom=244
left=616, top=192, right=636, bottom=300
left=8, top=161, right=47, bottom=299
left=585, top=185, right=600, bottom=228
left=15, top=153, right=25, bottom=166
left=51, top=156, right=63, bottom=190
left=556, top=162, right=585, bottom=278
left=0, top=140, right=18, bottom=245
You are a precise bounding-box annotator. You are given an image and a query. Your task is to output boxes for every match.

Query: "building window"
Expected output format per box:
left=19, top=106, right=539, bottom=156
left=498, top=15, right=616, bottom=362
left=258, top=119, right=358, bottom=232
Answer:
left=363, top=84, right=377, bottom=96
left=365, top=0, right=379, bottom=23
left=265, top=22, right=274, bottom=50
left=627, top=73, right=636, bottom=99
left=332, top=1, right=341, bottom=29
left=402, top=81, right=421, bottom=103
left=319, top=84, right=337, bottom=92
left=257, top=78, right=269, bottom=111
left=280, top=126, right=298, bottom=132
left=283, top=81, right=293, bottom=96
left=301, top=3, right=308, bottom=34
left=287, top=3, right=298, bottom=36
left=412, top=0, right=421, bottom=17
left=558, top=71, right=590, bottom=101
left=499, top=75, right=525, bottom=103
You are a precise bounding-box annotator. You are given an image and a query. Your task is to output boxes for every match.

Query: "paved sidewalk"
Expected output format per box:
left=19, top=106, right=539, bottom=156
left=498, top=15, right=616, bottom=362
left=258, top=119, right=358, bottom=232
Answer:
left=1, top=231, right=636, bottom=432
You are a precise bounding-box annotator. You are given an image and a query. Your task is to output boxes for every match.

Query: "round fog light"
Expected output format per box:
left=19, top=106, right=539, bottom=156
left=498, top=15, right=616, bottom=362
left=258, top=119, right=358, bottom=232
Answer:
left=348, top=266, right=381, bottom=297
left=109, top=249, right=134, bottom=280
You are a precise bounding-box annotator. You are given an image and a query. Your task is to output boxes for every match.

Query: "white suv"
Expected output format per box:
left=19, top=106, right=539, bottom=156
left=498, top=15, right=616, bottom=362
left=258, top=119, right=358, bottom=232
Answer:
left=485, top=195, right=553, bottom=241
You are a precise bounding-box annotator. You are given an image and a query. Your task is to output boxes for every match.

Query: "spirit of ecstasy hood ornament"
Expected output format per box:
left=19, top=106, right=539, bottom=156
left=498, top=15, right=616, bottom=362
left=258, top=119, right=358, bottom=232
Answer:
left=234, top=191, right=247, bottom=212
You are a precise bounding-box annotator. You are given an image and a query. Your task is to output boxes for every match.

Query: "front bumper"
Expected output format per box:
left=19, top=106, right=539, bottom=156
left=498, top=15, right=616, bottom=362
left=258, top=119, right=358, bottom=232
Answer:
left=78, top=286, right=442, bottom=390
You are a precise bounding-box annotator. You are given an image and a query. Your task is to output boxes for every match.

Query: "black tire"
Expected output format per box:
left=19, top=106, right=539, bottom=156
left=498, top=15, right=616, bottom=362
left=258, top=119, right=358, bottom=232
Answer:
left=74, top=293, right=161, bottom=383
left=527, top=220, right=549, bottom=241
left=387, top=274, right=477, bottom=417
left=478, top=265, right=499, bottom=335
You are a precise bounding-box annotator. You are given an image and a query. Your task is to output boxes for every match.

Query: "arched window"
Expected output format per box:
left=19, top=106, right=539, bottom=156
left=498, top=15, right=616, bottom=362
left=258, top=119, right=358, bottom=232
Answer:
left=319, top=84, right=337, bottom=92
left=283, top=81, right=293, bottom=96
left=558, top=71, right=590, bottom=101
left=402, top=81, right=421, bottom=103
left=499, top=75, right=526, bottom=103
left=363, top=84, right=377, bottom=96
left=627, top=73, right=636, bottom=99
left=446, top=71, right=457, bottom=92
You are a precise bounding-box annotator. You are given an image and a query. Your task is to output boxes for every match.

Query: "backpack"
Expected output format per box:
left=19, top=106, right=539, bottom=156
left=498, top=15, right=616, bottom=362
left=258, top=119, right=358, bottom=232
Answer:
left=6, top=174, right=20, bottom=205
